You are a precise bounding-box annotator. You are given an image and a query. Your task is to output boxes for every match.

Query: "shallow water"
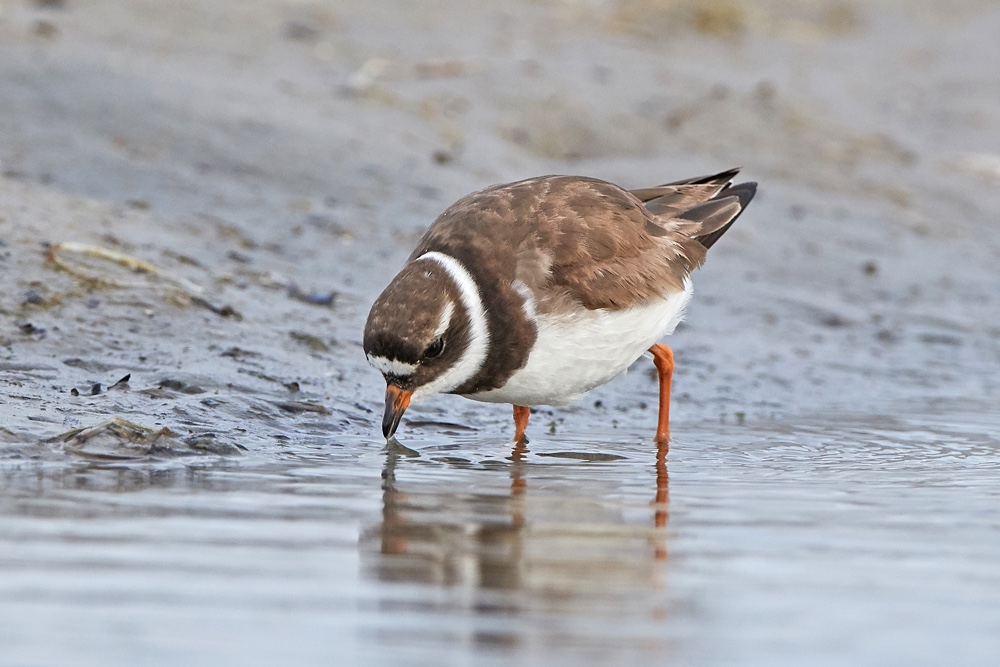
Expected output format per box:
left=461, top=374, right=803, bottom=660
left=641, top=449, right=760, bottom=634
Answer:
left=2, top=1, right=1000, bottom=664
left=2, top=412, right=998, bottom=667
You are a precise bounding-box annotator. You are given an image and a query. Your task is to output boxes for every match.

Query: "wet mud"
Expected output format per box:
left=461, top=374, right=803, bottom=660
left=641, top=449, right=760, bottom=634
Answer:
left=0, top=0, right=999, bottom=664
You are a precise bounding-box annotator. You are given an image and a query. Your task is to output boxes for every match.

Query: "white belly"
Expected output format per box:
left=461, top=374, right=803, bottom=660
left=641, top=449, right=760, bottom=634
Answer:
left=468, top=280, right=693, bottom=406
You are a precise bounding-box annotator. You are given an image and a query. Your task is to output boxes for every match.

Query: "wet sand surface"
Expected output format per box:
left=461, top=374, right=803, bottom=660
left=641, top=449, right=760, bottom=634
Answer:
left=1, top=0, right=999, bottom=664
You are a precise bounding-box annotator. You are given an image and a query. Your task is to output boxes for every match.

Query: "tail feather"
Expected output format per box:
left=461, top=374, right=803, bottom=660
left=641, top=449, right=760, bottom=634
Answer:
left=662, top=167, right=742, bottom=188
left=631, top=168, right=757, bottom=250
left=696, top=181, right=756, bottom=249
left=630, top=168, right=740, bottom=210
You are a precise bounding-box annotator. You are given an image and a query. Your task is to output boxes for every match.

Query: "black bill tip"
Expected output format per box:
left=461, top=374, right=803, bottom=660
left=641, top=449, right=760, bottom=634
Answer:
left=382, top=385, right=412, bottom=440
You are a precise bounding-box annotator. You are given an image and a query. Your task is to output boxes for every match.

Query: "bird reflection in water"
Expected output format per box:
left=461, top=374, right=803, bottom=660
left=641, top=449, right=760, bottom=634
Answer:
left=362, top=438, right=671, bottom=591
left=508, top=439, right=528, bottom=530
left=653, top=441, right=669, bottom=560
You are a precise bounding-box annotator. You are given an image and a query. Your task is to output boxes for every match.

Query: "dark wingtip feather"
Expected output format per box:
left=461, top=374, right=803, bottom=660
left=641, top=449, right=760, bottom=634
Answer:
left=663, top=167, right=741, bottom=188
left=696, top=181, right=757, bottom=250
left=727, top=181, right=757, bottom=208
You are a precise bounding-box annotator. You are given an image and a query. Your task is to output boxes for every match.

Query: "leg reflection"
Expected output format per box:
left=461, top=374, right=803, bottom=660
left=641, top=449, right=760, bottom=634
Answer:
left=653, top=441, right=669, bottom=560
left=365, top=440, right=672, bottom=596
left=507, top=440, right=529, bottom=528
left=380, top=446, right=408, bottom=556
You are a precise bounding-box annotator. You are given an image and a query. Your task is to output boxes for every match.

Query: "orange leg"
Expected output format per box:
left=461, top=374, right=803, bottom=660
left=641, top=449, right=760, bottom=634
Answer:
left=513, top=405, right=530, bottom=444
left=649, top=344, right=674, bottom=446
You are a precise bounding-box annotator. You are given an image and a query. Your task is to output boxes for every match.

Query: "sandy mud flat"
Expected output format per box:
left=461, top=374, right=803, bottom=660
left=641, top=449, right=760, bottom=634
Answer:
left=0, top=1, right=998, bottom=665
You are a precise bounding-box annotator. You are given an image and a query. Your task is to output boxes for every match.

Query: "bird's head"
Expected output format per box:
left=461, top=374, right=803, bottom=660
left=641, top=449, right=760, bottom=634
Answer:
left=363, top=253, right=488, bottom=439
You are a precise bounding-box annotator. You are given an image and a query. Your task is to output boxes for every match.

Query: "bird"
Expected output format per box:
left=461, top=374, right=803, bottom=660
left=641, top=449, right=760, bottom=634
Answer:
left=363, top=168, right=756, bottom=446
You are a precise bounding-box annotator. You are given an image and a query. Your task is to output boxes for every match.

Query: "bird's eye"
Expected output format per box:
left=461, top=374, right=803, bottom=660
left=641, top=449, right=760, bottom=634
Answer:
left=424, top=338, right=445, bottom=359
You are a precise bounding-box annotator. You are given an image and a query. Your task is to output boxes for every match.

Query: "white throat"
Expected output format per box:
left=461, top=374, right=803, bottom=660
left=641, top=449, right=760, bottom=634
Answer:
left=367, top=356, right=418, bottom=377
left=410, top=251, right=490, bottom=400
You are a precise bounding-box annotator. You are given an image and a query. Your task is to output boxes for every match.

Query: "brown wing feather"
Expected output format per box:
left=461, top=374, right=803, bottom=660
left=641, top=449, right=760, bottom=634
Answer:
left=412, top=170, right=755, bottom=314
left=529, top=178, right=702, bottom=310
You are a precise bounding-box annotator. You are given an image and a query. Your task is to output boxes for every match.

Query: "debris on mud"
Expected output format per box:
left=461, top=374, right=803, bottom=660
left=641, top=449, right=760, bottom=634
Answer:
left=19, top=286, right=60, bottom=308
left=46, top=418, right=242, bottom=458
left=289, top=330, right=335, bottom=352
left=273, top=400, right=331, bottom=415
left=15, top=321, right=46, bottom=339
left=220, top=347, right=261, bottom=360
left=157, top=378, right=206, bottom=395
left=190, top=295, right=242, bottom=319
left=45, top=241, right=241, bottom=319
left=287, top=282, right=337, bottom=307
